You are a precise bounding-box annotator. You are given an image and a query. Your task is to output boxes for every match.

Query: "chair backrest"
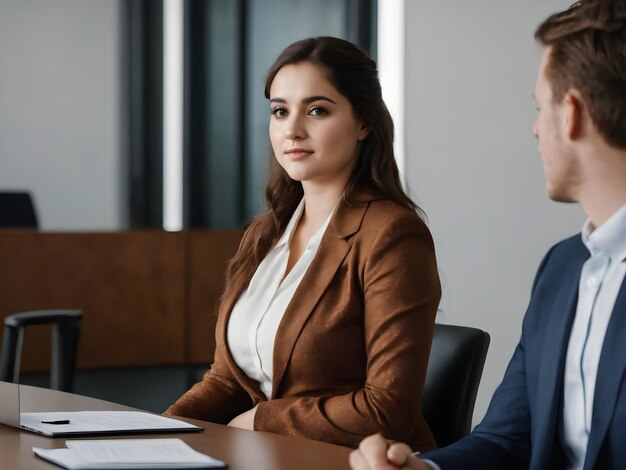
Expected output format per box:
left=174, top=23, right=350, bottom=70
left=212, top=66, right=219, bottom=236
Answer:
left=0, top=310, right=82, bottom=392
left=422, top=323, right=490, bottom=447
left=0, top=192, right=38, bottom=228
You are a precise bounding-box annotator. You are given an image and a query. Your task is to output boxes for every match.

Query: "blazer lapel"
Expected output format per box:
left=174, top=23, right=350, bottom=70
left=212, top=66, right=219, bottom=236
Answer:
left=583, top=279, right=626, bottom=469
left=532, top=243, right=588, bottom=467
left=270, top=199, right=369, bottom=399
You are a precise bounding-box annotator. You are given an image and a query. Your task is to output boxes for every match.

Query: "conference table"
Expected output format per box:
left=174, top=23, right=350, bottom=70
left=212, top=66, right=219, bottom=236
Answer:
left=1, top=384, right=352, bottom=469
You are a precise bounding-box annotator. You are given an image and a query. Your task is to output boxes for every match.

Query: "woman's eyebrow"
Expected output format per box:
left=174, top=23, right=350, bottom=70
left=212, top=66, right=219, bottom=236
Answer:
left=302, top=95, right=336, bottom=104
left=269, top=96, right=337, bottom=105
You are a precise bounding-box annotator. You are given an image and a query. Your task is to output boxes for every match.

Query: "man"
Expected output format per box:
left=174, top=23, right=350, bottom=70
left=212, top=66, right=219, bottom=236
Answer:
left=350, top=0, right=626, bottom=469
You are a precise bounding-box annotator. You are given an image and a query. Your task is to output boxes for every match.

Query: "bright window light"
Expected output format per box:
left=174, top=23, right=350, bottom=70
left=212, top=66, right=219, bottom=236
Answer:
left=163, top=0, right=184, bottom=231
left=377, top=0, right=406, bottom=180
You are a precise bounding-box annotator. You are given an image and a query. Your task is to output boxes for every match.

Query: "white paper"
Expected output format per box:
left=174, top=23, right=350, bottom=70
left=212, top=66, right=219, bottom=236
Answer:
left=33, top=438, right=226, bottom=469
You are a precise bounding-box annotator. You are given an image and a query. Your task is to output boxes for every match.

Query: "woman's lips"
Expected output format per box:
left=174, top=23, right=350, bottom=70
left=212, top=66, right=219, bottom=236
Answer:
left=285, top=149, right=313, bottom=160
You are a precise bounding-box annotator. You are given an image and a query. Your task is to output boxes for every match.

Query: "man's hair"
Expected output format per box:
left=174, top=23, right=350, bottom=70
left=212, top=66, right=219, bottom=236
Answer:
left=535, top=0, right=626, bottom=148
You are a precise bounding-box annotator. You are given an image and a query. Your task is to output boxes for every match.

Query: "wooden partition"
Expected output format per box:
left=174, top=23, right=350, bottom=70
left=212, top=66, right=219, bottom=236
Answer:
left=0, top=230, right=242, bottom=372
left=186, top=231, right=243, bottom=364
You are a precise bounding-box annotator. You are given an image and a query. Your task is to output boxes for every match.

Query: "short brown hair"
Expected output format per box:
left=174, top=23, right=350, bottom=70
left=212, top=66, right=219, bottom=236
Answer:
left=535, top=0, right=626, bottom=148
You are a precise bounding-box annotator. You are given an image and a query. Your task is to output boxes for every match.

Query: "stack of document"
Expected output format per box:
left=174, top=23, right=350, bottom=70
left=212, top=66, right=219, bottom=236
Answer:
left=33, top=438, right=227, bottom=469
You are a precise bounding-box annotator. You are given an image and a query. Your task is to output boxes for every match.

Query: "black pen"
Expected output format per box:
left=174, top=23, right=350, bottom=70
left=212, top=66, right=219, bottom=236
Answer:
left=41, top=419, right=70, bottom=425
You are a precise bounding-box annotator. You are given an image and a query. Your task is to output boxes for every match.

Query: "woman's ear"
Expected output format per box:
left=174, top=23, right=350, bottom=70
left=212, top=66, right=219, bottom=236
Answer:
left=357, top=122, right=371, bottom=141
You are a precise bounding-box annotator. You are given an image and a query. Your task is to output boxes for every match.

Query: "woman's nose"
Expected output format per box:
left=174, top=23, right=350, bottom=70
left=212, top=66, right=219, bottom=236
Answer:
left=285, top=115, right=306, bottom=141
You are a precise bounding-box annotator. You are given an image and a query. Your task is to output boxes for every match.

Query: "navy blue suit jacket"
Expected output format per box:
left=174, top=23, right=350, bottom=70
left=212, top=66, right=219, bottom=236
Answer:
left=424, top=234, right=626, bottom=469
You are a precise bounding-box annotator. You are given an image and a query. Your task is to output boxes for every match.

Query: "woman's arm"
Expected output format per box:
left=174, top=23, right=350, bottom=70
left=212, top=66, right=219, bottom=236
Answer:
left=163, top=347, right=253, bottom=424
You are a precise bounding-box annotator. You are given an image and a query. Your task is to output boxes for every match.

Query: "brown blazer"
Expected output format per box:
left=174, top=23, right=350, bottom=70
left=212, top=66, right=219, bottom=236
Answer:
left=165, top=194, right=441, bottom=449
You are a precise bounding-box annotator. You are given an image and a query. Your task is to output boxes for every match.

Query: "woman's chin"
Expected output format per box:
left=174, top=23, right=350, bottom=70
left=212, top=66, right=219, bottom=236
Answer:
left=283, top=171, right=309, bottom=183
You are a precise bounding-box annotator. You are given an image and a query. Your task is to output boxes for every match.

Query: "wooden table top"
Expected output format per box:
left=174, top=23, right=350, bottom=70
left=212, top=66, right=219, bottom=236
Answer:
left=1, top=384, right=352, bottom=469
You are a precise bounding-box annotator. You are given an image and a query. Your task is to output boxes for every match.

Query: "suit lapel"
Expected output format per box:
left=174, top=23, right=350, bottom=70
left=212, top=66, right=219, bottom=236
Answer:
left=584, top=279, right=626, bottom=469
left=531, top=258, right=583, bottom=465
left=270, top=199, right=369, bottom=399
left=531, top=241, right=589, bottom=467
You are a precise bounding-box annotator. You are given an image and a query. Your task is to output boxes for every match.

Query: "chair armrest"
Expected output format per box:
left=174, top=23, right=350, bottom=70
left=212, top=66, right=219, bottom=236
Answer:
left=1, top=309, right=83, bottom=391
left=4, top=310, right=82, bottom=328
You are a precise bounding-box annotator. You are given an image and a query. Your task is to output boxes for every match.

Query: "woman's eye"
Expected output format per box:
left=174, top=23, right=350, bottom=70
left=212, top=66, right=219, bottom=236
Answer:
left=271, top=108, right=287, bottom=118
left=308, top=106, right=327, bottom=116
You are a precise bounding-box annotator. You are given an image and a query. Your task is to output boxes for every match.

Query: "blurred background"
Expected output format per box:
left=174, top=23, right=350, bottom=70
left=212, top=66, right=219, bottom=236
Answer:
left=0, top=0, right=376, bottom=231
left=0, top=0, right=583, bottom=429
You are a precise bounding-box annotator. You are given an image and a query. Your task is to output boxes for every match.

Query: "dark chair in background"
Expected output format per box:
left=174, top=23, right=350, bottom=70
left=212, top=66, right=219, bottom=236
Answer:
left=0, top=191, right=38, bottom=229
left=0, top=310, right=83, bottom=392
left=422, top=323, right=490, bottom=447
left=0, top=195, right=83, bottom=392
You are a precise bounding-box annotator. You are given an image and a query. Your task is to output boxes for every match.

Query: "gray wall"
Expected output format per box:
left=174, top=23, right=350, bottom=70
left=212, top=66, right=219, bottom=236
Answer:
left=404, top=0, right=583, bottom=424
left=0, top=0, right=123, bottom=231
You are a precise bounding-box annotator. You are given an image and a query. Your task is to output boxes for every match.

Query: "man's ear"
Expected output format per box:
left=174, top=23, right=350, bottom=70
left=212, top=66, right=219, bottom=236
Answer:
left=564, top=89, right=584, bottom=140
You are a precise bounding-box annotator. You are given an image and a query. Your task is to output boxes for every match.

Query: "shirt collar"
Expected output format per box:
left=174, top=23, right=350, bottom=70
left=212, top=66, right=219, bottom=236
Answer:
left=581, top=203, right=626, bottom=262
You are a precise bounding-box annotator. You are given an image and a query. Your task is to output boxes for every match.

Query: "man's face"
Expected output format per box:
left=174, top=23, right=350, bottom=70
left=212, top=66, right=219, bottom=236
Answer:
left=532, top=47, right=581, bottom=202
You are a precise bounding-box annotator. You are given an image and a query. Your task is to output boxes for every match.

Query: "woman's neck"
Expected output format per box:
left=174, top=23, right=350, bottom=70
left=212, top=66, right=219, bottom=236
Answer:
left=301, top=184, right=344, bottom=227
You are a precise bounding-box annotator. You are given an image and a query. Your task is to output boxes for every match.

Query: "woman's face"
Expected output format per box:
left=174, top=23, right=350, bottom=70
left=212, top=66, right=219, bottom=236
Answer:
left=268, top=61, right=369, bottom=191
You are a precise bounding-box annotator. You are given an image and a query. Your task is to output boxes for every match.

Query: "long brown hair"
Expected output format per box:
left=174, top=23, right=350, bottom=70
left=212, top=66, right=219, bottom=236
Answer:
left=535, top=0, right=626, bottom=148
left=225, top=36, right=422, bottom=292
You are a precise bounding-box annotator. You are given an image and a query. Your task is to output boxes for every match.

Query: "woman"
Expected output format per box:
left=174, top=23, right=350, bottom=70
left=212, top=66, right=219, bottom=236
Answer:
left=165, top=36, right=440, bottom=450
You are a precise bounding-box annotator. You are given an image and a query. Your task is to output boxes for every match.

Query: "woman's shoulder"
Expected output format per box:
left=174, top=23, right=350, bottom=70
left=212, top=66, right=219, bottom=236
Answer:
left=342, top=197, right=434, bottom=250
left=362, top=198, right=427, bottom=230
left=349, top=198, right=436, bottom=266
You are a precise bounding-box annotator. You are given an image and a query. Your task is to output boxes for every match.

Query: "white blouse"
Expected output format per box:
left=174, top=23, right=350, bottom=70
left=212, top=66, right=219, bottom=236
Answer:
left=226, top=199, right=334, bottom=399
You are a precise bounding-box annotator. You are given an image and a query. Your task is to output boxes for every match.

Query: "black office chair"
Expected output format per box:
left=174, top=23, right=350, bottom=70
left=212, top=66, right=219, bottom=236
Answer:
left=0, top=310, right=83, bottom=392
left=422, top=323, right=490, bottom=447
left=0, top=191, right=38, bottom=228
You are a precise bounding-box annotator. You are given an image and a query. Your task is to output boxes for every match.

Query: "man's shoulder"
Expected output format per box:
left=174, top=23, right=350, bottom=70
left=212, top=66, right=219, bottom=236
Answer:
left=530, top=232, right=588, bottom=293
left=544, top=232, right=586, bottom=260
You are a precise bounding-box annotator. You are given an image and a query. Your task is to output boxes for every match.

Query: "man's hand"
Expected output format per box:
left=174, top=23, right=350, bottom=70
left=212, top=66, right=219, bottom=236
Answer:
left=349, top=434, right=430, bottom=470
left=227, top=404, right=258, bottom=430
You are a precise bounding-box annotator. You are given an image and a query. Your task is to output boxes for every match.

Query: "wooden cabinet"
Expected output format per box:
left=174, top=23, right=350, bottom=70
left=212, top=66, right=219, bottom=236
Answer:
left=0, top=230, right=242, bottom=372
